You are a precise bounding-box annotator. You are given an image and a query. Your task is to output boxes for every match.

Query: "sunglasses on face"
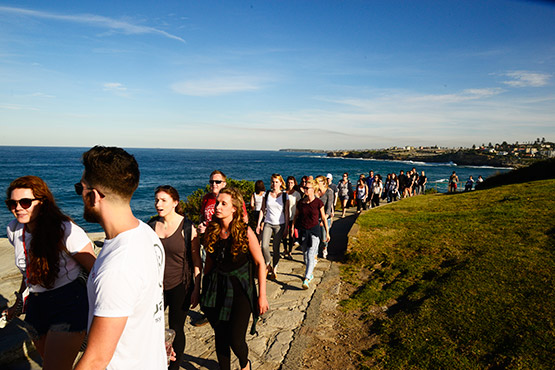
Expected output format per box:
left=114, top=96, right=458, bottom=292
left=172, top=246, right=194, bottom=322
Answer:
left=74, top=183, right=105, bottom=198
left=209, top=180, right=224, bottom=185
left=5, top=198, right=40, bottom=211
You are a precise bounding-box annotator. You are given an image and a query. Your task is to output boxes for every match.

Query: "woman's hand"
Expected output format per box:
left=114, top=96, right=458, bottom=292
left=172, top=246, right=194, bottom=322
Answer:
left=256, top=224, right=262, bottom=235
left=190, top=286, right=201, bottom=309
left=258, top=296, right=269, bottom=315
left=4, top=298, right=21, bottom=321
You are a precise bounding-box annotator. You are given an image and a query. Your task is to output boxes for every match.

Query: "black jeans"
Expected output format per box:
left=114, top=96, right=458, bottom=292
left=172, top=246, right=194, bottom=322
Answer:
left=164, top=282, right=192, bottom=370
left=205, top=277, right=252, bottom=370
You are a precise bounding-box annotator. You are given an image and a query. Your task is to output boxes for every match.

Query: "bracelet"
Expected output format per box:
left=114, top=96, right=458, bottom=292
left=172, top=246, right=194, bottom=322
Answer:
left=12, top=291, right=24, bottom=317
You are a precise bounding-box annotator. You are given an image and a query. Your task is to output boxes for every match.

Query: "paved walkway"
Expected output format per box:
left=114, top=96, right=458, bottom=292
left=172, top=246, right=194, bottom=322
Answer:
left=0, top=208, right=358, bottom=369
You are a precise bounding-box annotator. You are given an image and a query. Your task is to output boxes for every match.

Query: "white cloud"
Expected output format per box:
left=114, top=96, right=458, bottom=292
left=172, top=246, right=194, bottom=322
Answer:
left=103, top=82, right=128, bottom=96
left=1, top=103, right=41, bottom=110
left=502, top=71, right=551, bottom=87
left=0, top=6, right=185, bottom=43
left=171, top=76, right=262, bottom=96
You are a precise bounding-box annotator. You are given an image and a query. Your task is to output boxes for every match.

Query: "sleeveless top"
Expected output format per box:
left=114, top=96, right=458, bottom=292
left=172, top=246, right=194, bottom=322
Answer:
left=253, top=193, right=264, bottom=211
left=149, top=217, right=193, bottom=291
left=357, top=185, right=367, bottom=199
left=265, top=192, right=286, bottom=225
left=201, top=237, right=259, bottom=333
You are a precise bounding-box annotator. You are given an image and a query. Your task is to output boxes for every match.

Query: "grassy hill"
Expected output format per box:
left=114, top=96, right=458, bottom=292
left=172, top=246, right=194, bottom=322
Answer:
left=341, top=179, right=555, bottom=369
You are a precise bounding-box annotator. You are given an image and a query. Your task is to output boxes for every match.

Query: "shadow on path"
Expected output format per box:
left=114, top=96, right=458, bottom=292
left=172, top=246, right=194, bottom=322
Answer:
left=327, top=207, right=358, bottom=261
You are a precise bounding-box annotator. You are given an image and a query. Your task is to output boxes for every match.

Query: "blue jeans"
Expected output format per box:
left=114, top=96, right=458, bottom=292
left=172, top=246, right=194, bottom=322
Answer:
left=319, top=218, right=332, bottom=255
left=301, top=231, right=320, bottom=279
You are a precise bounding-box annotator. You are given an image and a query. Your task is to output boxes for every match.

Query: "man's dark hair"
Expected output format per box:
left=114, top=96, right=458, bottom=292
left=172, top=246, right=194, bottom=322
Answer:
left=82, top=146, right=140, bottom=200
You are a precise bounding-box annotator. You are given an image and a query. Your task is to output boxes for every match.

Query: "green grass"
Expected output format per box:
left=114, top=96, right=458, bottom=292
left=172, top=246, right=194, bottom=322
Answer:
left=341, top=179, right=555, bottom=369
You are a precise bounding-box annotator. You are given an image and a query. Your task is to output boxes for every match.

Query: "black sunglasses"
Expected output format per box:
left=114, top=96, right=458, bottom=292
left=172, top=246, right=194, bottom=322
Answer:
left=5, top=198, right=40, bottom=211
left=74, top=183, right=105, bottom=198
left=209, top=180, right=224, bottom=185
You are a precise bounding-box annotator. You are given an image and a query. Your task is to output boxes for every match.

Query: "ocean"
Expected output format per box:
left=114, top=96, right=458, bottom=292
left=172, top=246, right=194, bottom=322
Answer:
left=0, top=146, right=509, bottom=236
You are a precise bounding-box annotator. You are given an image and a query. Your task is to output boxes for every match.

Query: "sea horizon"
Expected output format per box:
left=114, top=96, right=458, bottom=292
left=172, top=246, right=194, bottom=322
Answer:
left=0, top=146, right=509, bottom=237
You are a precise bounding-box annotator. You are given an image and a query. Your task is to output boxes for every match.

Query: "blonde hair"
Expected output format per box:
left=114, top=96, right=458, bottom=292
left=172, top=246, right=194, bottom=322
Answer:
left=271, top=174, right=286, bottom=190
left=315, top=175, right=328, bottom=192
left=305, top=179, right=321, bottom=193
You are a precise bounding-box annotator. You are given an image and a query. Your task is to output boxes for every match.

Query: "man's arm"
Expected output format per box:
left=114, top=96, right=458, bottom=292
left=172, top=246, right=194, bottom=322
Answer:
left=74, top=316, right=127, bottom=370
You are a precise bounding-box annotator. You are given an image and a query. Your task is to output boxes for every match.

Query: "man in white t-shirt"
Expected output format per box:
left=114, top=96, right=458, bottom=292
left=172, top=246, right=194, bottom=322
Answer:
left=75, top=146, right=166, bottom=370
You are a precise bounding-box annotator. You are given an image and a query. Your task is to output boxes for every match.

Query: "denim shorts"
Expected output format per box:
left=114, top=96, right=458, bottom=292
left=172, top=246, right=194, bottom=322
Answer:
left=25, top=279, right=88, bottom=338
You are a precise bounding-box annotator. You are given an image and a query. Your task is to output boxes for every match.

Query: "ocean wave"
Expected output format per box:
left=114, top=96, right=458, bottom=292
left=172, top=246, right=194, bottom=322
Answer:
left=459, top=165, right=513, bottom=170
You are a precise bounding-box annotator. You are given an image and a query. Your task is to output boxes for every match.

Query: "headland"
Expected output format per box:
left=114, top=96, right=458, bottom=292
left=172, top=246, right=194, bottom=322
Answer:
left=283, top=139, right=555, bottom=168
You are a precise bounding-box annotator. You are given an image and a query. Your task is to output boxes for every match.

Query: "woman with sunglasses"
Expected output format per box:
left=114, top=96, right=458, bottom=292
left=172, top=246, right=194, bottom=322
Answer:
left=201, top=187, right=268, bottom=370
left=292, top=179, right=330, bottom=290
left=4, top=176, right=96, bottom=370
left=148, top=185, right=202, bottom=370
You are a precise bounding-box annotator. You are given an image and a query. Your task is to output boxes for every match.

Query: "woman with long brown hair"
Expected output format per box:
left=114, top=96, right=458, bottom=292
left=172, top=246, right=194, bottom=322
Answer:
left=148, top=185, right=202, bottom=370
left=3, top=176, right=96, bottom=369
left=201, top=187, right=269, bottom=370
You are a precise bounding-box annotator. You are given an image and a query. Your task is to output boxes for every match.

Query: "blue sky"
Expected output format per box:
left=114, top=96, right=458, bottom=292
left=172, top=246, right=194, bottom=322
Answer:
left=0, top=0, right=553, bottom=150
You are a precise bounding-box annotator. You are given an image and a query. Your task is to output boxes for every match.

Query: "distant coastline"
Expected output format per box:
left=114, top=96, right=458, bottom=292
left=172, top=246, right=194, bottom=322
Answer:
left=280, top=146, right=553, bottom=168
left=327, top=149, right=528, bottom=168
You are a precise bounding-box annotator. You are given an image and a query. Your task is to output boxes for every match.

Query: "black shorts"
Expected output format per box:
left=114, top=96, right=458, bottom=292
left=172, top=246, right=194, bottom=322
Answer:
left=25, top=279, right=88, bottom=338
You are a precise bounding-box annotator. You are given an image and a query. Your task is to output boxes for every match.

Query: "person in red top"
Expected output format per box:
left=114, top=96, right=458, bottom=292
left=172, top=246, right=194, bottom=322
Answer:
left=198, top=170, right=248, bottom=234
left=194, top=170, right=247, bottom=327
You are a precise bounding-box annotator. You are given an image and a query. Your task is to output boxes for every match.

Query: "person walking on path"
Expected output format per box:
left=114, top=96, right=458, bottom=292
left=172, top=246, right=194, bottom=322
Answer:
left=148, top=185, right=202, bottom=370
left=371, top=175, right=383, bottom=208
left=449, top=171, right=459, bottom=193
left=337, top=173, right=352, bottom=218
left=417, top=171, right=427, bottom=195
left=257, top=174, right=289, bottom=280
left=250, top=180, right=265, bottom=241
left=201, top=187, right=269, bottom=370
left=316, top=175, right=334, bottom=258
left=284, top=176, right=302, bottom=260
left=4, top=175, right=96, bottom=370
left=75, top=146, right=167, bottom=370
left=292, top=179, right=330, bottom=290
left=355, top=177, right=368, bottom=213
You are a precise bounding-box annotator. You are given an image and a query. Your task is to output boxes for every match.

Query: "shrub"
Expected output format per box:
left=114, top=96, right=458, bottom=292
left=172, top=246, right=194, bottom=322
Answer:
left=181, top=178, right=255, bottom=225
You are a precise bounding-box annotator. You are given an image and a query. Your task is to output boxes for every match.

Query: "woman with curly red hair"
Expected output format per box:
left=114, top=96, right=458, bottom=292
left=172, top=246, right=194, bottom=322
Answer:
left=3, top=176, right=96, bottom=369
left=201, top=187, right=269, bottom=370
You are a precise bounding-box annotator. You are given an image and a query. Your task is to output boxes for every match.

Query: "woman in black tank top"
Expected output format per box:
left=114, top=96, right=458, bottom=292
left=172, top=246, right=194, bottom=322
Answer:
left=149, top=185, right=202, bottom=370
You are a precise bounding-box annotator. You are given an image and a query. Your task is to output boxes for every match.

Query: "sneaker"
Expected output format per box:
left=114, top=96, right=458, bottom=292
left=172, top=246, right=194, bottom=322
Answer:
left=302, top=275, right=313, bottom=290
left=322, top=247, right=328, bottom=259
left=191, top=316, right=209, bottom=327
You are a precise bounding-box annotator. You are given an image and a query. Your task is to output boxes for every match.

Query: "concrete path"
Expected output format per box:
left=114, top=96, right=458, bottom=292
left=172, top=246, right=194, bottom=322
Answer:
left=0, top=208, right=358, bottom=369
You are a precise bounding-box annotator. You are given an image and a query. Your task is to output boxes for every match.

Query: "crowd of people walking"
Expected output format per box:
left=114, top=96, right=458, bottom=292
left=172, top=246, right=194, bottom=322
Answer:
left=2, top=153, right=484, bottom=370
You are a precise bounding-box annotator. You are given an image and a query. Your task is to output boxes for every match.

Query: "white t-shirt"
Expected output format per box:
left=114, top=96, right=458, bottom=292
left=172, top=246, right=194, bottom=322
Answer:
left=287, top=191, right=302, bottom=219
left=265, top=192, right=286, bottom=225
left=87, top=221, right=166, bottom=370
left=7, top=220, right=91, bottom=293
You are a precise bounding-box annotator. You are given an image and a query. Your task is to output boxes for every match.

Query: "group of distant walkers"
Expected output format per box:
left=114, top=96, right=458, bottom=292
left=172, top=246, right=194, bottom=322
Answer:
left=335, top=167, right=429, bottom=214
left=2, top=150, right=487, bottom=370
left=448, top=171, right=484, bottom=193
